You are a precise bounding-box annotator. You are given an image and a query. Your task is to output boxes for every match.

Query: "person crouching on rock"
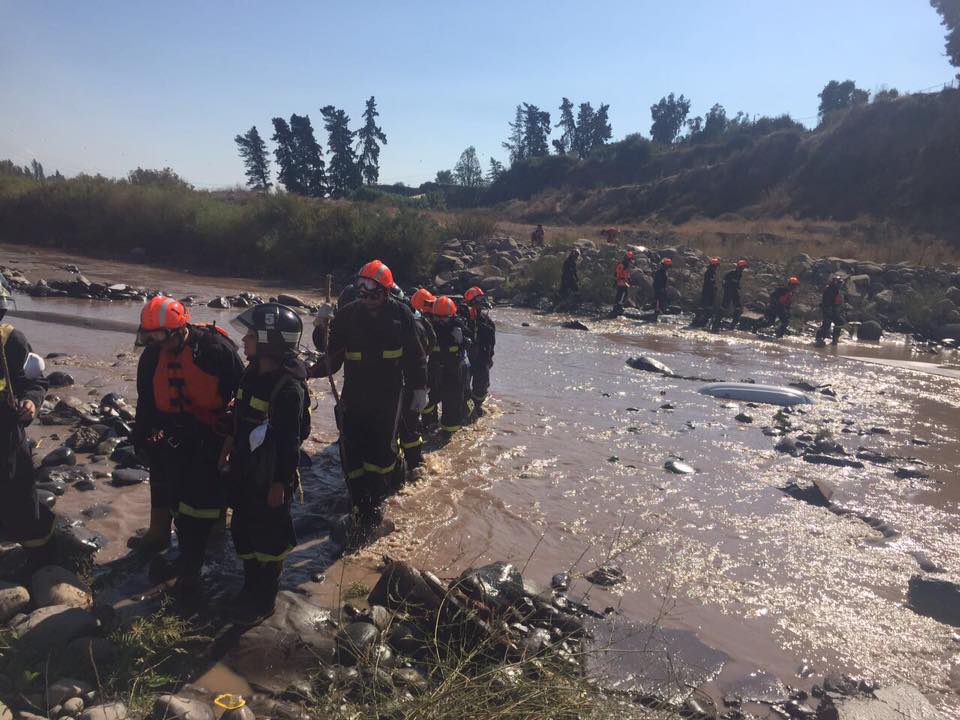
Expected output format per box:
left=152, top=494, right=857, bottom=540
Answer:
left=754, top=277, right=800, bottom=338
left=222, top=303, right=310, bottom=624
left=132, top=296, right=244, bottom=593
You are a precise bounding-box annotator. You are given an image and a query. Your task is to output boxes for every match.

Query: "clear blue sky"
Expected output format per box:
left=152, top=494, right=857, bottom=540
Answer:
left=0, top=0, right=954, bottom=188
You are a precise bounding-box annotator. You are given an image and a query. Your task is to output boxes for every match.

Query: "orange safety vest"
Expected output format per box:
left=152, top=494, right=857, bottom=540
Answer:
left=152, top=327, right=229, bottom=429
left=616, top=262, right=631, bottom=288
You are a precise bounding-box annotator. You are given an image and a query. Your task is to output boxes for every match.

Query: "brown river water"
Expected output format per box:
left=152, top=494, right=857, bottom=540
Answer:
left=4, top=245, right=960, bottom=715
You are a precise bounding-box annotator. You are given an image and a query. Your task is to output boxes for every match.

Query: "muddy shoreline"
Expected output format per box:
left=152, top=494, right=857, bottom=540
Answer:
left=2, top=244, right=959, bottom=718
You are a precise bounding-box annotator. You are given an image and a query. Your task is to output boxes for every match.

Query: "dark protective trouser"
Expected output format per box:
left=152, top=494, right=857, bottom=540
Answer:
left=712, top=288, right=742, bottom=330
left=559, top=273, right=578, bottom=299
left=231, top=477, right=293, bottom=611
left=613, top=286, right=630, bottom=312
left=148, top=426, right=225, bottom=578
left=0, top=426, right=56, bottom=551
left=816, top=306, right=845, bottom=343
left=421, top=352, right=442, bottom=431
left=653, top=289, right=669, bottom=318
left=692, top=287, right=716, bottom=326
left=341, top=402, right=404, bottom=526
left=469, top=353, right=491, bottom=409
left=755, top=305, right=791, bottom=337
left=398, top=386, right=424, bottom=468
left=440, top=355, right=470, bottom=435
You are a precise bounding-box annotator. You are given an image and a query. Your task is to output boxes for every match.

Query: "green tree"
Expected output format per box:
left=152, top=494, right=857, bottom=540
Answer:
left=650, top=93, right=691, bottom=145
left=572, top=102, right=595, bottom=158
left=128, top=166, right=192, bottom=190
left=357, top=96, right=388, bottom=185
left=30, top=159, right=44, bottom=183
left=700, top=103, right=729, bottom=141
left=589, top=103, right=613, bottom=150
left=817, top=80, right=870, bottom=122
left=873, top=87, right=900, bottom=102
left=454, top=146, right=484, bottom=187
left=522, top=103, right=551, bottom=157
left=435, top=169, right=455, bottom=184
left=552, top=97, right=577, bottom=154
left=234, top=126, right=272, bottom=191
left=290, top=114, right=327, bottom=197
left=271, top=117, right=304, bottom=194
left=931, top=0, right=960, bottom=69
left=503, top=104, right=526, bottom=164
left=487, top=157, right=505, bottom=183
left=321, top=105, right=361, bottom=197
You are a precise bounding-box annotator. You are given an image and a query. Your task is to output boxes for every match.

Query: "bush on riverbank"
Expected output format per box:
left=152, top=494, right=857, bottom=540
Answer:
left=0, top=174, right=442, bottom=282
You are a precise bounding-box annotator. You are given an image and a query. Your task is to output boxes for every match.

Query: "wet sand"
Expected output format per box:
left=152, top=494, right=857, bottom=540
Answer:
left=5, top=244, right=960, bottom=715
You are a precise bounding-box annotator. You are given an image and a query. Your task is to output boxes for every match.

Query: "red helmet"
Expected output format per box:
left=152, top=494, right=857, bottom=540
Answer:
left=737, top=259, right=749, bottom=268
left=625, top=251, right=635, bottom=260
left=788, top=276, right=800, bottom=286
left=661, top=258, right=673, bottom=267
left=432, top=296, right=457, bottom=318
left=710, top=257, right=720, bottom=266
left=464, top=287, right=485, bottom=303
left=358, top=259, right=394, bottom=290
left=140, top=295, right=190, bottom=331
left=411, top=288, right=436, bottom=313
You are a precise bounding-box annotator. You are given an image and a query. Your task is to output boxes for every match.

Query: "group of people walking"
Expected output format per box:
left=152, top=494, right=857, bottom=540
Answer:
left=560, top=247, right=847, bottom=343
left=0, top=259, right=495, bottom=625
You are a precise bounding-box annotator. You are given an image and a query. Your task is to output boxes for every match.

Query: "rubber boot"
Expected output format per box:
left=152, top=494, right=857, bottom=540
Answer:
left=172, top=518, right=210, bottom=597
left=127, top=509, right=172, bottom=554
left=231, top=561, right=281, bottom=625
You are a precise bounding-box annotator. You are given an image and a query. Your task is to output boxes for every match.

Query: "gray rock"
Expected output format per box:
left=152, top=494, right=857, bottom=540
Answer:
left=78, top=704, right=126, bottom=720
left=66, top=427, right=105, bottom=453
left=857, top=320, right=882, bottom=341
left=625, top=355, right=674, bottom=375
left=47, top=372, right=76, bottom=388
left=0, top=698, right=12, bottom=720
left=908, top=575, right=960, bottom=626
left=10, top=605, right=99, bottom=655
left=152, top=695, right=214, bottom=720
left=110, top=468, right=149, bottom=486
left=551, top=572, right=570, bottom=591
left=775, top=437, right=800, bottom=456
left=0, top=581, right=31, bottom=623
left=664, top=459, right=695, bottom=474
left=802, top=453, right=864, bottom=469
left=40, top=446, right=76, bottom=468
left=61, top=699, right=84, bottom=718
left=46, top=678, right=93, bottom=707
left=392, top=667, right=428, bottom=695
left=820, top=684, right=938, bottom=719
left=368, top=561, right=444, bottom=612
left=336, top=621, right=380, bottom=665
left=585, top=564, right=625, bottom=587
left=31, top=566, right=92, bottom=610
left=64, top=637, right=120, bottom=670
left=36, top=465, right=91, bottom=485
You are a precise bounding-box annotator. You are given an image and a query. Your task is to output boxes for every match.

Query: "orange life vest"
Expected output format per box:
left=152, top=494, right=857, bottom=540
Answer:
left=153, top=326, right=230, bottom=429
left=616, top=263, right=631, bottom=287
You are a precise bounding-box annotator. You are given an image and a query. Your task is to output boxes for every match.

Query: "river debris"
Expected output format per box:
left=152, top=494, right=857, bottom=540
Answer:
left=626, top=355, right=674, bottom=376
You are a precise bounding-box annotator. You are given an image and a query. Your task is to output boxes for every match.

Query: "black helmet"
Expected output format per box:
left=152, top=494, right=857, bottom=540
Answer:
left=232, top=302, right=302, bottom=355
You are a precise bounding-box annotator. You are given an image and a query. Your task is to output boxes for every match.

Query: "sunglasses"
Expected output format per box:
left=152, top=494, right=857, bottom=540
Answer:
left=357, top=281, right=382, bottom=299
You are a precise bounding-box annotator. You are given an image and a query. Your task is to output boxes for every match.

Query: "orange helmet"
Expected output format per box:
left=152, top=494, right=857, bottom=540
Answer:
left=661, top=258, right=673, bottom=267
left=788, top=276, right=800, bottom=286
left=625, top=251, right=635, bottom=260
left=710, top=257, right=720, bottom=266
left=411, top=288, right=436, bottom=314
left=358, top=259, right=394, bottom=290
left=737, top=259, right=749, bottom=268
left=140, top=295, right=190, bottom=331
left=432, top=296, right=457, bottom=318
left=464, top=286, right=485, bottom=303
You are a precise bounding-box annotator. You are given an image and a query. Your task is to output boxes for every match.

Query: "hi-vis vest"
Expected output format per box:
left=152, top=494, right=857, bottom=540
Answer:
left=0, top=324, right=16, bottom=402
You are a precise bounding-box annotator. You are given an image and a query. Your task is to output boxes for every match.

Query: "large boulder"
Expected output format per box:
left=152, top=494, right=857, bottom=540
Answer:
left=946, top=286, right=960, bottom=305
left=46, top=677, right=93, bottom=706
left=9, top=605, right=99, bottom=655
left=857, top=320, right=883, bottom=341
left=818, top=684, right=938, bottom=719
left=908, top=575, right=960, bottom=626
left=78, top=703, right=127, bottom=720
left=152, top=696, right=214, bottom=720
left=479, top=276, right=505, bottom=292
left=434, top=254, right=465, bottom=272
left=31, top=566, right=93, bottom=610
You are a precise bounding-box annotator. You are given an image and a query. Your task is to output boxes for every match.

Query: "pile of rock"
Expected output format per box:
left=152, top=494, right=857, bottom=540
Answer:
left=432, top=236, right=542, bottom=295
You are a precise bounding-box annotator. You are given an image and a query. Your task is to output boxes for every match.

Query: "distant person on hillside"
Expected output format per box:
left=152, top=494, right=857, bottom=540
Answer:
left=652, top=257, right=672, bottom=321
left=754, top=276, right=800, bottom=338
left=559, top=249, right=581, bottom=299
left=712, top=259, right=749, bottom=331
left=815, top=276, right=846, bottom=346
left=613, top=251, right=635, bottom=315
left=692, top=257, right=720, bottom=327
left=530, top=224, right=545, bottom=247
left=600, top=227, right=620, bottom=244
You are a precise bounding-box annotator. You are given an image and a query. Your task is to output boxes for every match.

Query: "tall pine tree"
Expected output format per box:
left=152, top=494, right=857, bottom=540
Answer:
left=234, top=125, right=272, bottom=191
left=502, top=104, right=526, bottom=165
left=357, top=96, right=388, bottom=185
left=271, top=117, right=304, bottom=194
left=590, top=103, right=613, bottom=149
left=522, top=103, right=551, bottom=157
left=572, top=103, right=596, bottom=158
left=553, top=98, right=577, bottom=154
left=289, top=114, right=327, bottom=197
left=321, top=105, right=361, bottom=197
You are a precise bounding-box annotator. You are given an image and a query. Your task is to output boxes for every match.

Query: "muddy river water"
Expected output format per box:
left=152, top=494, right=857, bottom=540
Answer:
left=4, top=246, right=960, bottom=715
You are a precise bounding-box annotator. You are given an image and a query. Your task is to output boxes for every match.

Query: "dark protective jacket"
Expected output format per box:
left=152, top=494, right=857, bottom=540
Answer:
left=413, top=313, right=437, bottom=361
left=723, top=268, right=744, bottom=292
left=653, top=267, right=669, bottom=293
left=770, top=287, right=795, bottom=307
left=232, top=356, right=310, bottom=492
left=701, top=266, right=718, bottom=296
left=324, top=298, right=428, bottom=411
left=133, top=324, right=244, bottom=447
left=468, top=310, right=495, bottom=364
left=561, top=253, right=579, bottom=291
left=433, top=316, right=469, bottom=382
left=0, top=325, right=47, bottom=421
left=821, top=285, right=844, bottom=308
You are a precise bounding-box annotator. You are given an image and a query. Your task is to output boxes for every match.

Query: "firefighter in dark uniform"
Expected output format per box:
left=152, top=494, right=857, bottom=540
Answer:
left=712, top=259, right=749, bottom=331
left=0, top=278, right=58, bottom=573
left=816, top=276, right=846, bottom=346
left=431, top=296, right=471, bottom=437
left=223, top=303, right=310, bottom=624
left=402, top=288, right=437, bottom=469
left=754, top=277, right=800, bottom=338
left=692, top=257, right=720, bottom=327
left=132, top=295, right=244, bottom=590
left=652, top=258, right=672, bottom=321
left=559, top=249, right=581, bottom=299
left=314, top=260, right=428, bottom=533
left=463, top=287, right=495, bottom=417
